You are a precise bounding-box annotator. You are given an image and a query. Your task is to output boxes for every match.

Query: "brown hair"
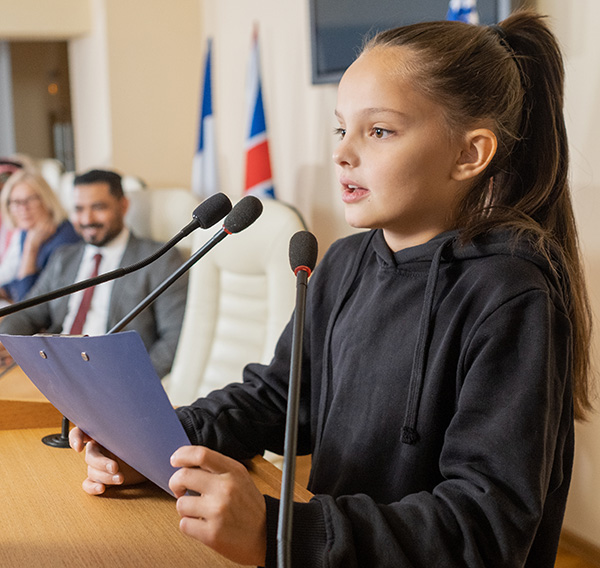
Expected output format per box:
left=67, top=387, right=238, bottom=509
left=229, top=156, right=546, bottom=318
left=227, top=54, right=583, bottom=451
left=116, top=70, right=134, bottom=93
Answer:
left=364, top=11, right=593, bottom=419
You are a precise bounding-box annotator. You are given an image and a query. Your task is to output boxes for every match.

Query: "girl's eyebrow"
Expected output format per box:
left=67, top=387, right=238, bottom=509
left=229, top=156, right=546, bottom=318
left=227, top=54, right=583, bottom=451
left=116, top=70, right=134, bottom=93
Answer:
left=334, top=108, right=408, bottom=120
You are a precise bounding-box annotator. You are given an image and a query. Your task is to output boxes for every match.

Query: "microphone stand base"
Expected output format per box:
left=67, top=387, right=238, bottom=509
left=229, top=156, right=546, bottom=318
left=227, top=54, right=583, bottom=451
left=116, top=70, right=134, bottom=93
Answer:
left=42, top=416, right=71, bottom=448
left=42, top=433, right=71, bottom=448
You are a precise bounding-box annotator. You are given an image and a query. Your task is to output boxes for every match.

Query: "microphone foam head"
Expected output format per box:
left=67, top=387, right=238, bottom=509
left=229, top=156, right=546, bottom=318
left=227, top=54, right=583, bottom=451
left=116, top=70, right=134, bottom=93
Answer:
left=223, top=195, right=263, bottom=233
left=192, top=193, right=232, bottom=229
left=289, top=231, right=318, bottom=276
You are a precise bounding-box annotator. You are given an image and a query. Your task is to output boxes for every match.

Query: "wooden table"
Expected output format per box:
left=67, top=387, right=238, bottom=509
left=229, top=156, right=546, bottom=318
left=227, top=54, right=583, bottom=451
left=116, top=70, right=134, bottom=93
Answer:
left=0, top=364, right=63, bottom=429
left=0, top=367, right=312, bottom=567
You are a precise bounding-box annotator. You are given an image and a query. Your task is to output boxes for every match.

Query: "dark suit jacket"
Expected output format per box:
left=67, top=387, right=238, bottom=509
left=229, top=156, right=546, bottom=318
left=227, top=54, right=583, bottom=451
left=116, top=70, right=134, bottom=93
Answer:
left=0, top=233, right=188, bottom=378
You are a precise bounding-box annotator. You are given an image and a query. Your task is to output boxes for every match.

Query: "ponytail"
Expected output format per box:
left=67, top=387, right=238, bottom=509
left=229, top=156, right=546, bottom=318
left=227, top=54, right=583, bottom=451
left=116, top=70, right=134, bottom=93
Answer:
left=494, top=12, right=593, bottom=420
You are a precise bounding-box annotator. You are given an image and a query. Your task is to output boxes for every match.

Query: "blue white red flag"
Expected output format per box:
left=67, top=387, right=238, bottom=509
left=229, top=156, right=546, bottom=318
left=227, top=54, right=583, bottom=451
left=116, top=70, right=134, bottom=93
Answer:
left=446, top=0, right=479, bottom=24
left=191, top=38, right=219, bottom=199
left=243, top=28, right=275, bottom=199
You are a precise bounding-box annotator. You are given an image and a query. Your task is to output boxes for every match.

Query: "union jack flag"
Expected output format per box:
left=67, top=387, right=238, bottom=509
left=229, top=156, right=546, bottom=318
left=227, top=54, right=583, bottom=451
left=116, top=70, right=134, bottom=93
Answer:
left=243, top=27, right=275, bottom=199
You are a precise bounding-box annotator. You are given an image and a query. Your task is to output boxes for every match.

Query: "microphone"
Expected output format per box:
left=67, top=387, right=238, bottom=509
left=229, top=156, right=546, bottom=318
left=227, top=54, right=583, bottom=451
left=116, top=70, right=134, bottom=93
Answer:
left=277, top=230, right=318, bottom=568
left=108, top=195, right=264, bottom=334
left=0, top=192, right=233, bottom=319
left=288, top=231, right=318, bottom=277
left=183, top=192, right=233, bottom=235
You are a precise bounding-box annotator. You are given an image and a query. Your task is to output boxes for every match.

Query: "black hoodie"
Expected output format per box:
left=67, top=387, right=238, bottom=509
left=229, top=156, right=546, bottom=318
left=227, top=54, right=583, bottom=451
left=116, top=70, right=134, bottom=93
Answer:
left=177, top=228, right=574, bottom=568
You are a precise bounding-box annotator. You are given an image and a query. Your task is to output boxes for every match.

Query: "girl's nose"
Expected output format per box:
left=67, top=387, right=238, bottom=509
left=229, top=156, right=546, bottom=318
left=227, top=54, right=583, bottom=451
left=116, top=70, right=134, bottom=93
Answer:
left=333, top=135, right=358, bottom=168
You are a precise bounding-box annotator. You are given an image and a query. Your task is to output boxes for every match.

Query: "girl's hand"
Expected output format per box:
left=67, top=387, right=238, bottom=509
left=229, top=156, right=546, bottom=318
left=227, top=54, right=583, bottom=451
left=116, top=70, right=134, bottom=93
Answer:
left=169, top=446, right=267, bottom=566
left=69, top=426, right=146, bottom=495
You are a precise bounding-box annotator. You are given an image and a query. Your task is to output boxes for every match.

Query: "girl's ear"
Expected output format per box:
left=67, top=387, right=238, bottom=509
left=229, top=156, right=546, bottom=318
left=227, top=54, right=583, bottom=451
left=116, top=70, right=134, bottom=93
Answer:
left=452, top=129, right=497, bottom=181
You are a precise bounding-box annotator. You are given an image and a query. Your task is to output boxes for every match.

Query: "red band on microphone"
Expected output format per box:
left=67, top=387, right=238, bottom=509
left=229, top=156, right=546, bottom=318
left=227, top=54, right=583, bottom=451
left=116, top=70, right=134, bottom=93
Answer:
left=294, top=265, right=312, bottom=277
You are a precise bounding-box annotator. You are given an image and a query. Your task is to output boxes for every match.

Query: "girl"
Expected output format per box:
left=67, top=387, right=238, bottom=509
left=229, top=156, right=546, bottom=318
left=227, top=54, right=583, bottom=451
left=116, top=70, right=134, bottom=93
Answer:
left=72, top=11, right=592, bottom=567
left=0, top=169, right=80, bottom=302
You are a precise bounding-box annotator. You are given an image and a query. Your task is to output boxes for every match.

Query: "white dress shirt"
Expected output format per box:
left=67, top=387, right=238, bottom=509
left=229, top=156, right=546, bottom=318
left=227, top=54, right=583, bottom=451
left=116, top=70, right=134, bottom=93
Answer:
left=0, top=230, right=22, bottom=287
left=62, top=228, right=130, bottom=336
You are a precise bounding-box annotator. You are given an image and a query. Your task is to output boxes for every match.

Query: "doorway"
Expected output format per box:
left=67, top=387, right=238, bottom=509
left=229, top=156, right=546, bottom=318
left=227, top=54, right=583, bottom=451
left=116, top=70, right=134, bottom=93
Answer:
left=2, top=40, right=75, bottom=171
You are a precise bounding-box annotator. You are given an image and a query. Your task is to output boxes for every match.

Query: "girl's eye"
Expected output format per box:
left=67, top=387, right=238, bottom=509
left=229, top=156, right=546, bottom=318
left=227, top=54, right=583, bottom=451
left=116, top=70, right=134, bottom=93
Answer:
left=333, top=127, right=346, bottom=140
left=372, top=128, right=391, bottom=139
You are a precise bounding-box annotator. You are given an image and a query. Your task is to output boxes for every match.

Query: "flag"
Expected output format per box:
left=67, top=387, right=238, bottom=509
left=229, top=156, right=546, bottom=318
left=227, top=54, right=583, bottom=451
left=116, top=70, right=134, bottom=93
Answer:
left=446, top=0, right=479, bottom=24
left=243, top=28, right=275, bottom=199
left=191, top=38, right=219, bottom=199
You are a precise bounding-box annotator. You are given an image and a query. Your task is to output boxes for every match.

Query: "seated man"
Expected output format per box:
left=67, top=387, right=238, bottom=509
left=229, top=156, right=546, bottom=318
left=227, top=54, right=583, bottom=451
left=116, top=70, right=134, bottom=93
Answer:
left=0, top=169, right=187, bottom=379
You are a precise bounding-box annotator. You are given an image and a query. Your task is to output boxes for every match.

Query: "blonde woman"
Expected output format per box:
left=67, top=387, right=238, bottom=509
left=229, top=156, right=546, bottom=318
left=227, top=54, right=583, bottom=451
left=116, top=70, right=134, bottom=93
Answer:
left=0, top=169, right=80, bottom=301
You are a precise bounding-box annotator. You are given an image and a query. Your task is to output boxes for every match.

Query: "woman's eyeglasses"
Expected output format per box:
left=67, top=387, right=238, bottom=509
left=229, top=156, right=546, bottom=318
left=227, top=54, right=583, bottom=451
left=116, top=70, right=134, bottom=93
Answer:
left=8, top=195, right=41, bottom=209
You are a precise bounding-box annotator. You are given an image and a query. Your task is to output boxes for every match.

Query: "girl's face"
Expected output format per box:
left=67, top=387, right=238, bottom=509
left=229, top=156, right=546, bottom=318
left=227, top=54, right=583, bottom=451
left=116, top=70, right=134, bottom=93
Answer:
left=333, top=47, right=467, bottom=252
left=8, top=182, right=50, bottom=231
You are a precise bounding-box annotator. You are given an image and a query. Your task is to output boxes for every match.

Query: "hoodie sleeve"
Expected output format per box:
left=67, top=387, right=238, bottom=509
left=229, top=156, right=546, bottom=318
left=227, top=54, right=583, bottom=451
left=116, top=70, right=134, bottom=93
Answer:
left=175, top=310, right=312, bottom=460
left=259, top=288, right=573, bottom=568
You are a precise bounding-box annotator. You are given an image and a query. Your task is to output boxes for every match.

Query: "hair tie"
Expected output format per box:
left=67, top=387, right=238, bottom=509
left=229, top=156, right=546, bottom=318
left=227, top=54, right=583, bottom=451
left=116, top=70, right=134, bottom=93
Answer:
left=488, top=24, right=520, bottom=64
left=489, top=24, right=507, bottom=40
left=489, top=24, right=514, bottom=55
left=489, top=25, right=524, bottom=92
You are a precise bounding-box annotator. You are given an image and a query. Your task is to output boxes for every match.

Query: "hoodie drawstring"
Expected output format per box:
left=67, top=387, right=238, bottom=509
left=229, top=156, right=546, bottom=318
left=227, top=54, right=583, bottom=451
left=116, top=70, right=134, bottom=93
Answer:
left=401, top=238, right=453, bottom=445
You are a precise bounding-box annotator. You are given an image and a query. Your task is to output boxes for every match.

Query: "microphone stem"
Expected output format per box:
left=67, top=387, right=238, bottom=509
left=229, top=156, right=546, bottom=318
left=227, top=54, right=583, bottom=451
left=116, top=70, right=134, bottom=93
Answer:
left=0, top=227, right=196, bottom=319
left=277, top=269, right=309, bottom=568
left=108, top=229, right=228, bottom=335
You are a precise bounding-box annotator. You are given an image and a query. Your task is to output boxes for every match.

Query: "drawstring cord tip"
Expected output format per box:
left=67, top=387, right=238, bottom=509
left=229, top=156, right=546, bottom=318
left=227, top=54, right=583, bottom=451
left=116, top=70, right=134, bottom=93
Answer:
left=401, top=426, right=420, bottom=445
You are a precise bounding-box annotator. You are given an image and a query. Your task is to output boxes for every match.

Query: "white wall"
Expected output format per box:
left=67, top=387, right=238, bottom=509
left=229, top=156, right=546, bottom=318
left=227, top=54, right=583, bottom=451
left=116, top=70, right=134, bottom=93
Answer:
left=69, top=0, right=203, bottom=187
left=101, top=0, right=202, bottom=187
left=68, top=0, right=112, bottom=170
left=0, top=0, right=90, bottom=40
left=536, top=0, right=600, bottom=547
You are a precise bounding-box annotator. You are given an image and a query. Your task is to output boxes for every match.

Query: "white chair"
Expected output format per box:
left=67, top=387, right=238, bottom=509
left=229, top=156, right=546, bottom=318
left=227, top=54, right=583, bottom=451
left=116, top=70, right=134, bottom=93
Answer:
left=57, top=171, right=76, bottom=211
left=38, top=158, right=65, bottom=193
left=165, top=198, right=307, bottom=407
left=134, top=188, right=200, bottom=256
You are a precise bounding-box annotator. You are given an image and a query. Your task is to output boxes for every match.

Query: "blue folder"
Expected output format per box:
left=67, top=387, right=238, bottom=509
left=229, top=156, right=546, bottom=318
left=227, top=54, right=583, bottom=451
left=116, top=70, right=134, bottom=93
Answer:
left=0, top=331, right=191, bottom=496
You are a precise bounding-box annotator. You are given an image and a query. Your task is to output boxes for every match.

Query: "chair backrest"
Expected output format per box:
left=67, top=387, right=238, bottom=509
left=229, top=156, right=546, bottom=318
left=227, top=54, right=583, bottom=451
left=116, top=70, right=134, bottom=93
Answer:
left=165, top=198, right=307, bottom=406
left=38, top=158, right=65, bottom=193
left=126, top=188, right=200, bottom=255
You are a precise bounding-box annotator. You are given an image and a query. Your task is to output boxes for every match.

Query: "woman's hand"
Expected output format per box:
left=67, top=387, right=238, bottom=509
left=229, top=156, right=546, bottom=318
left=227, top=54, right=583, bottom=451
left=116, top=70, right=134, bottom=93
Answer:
left=18, top=217, right=57, bottom=278
left=69, top=426, right=146, bottom=495
left=26, top=217, right=57, bottom=248
left=169, top=446, right=267, bottom=566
